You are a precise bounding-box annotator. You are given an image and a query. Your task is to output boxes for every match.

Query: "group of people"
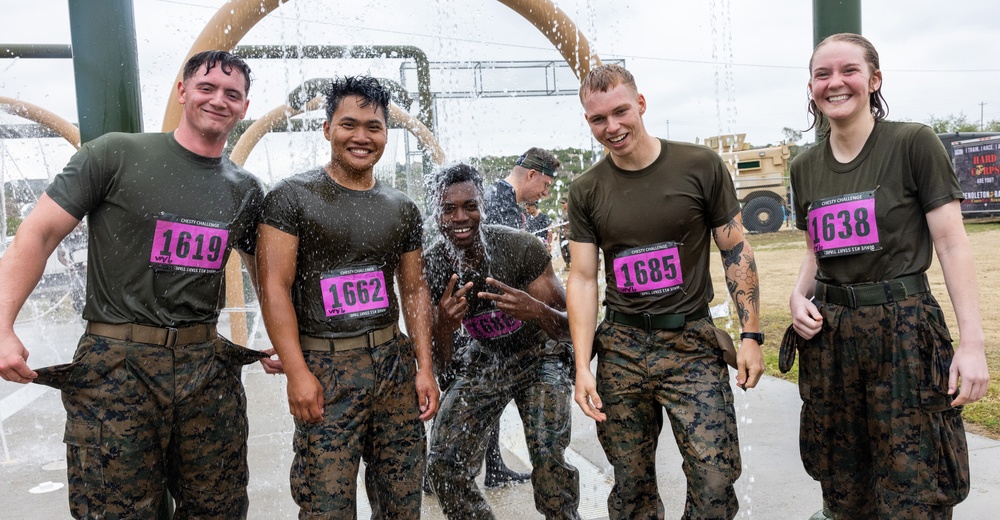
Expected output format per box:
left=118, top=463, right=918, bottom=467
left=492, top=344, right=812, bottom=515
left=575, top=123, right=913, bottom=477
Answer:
left=0, top=32, right=989, bottom=520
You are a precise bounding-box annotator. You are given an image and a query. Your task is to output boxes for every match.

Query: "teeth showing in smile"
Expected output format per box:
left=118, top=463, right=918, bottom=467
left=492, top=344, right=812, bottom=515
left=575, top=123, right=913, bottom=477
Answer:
left=609, top=135, right=626, bottom=144
left=349, top=148, right=371, bottom=156
left=827, top=95, right=849, bottom=102
left=452, top=227, right=471, bottom=234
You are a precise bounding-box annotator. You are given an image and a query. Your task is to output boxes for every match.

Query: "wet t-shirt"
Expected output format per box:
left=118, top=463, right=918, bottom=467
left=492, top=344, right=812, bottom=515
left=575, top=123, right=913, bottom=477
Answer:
left=567, top=139, right=740, bottom=315
left=45, top=132, right=264, bottom=326
left=424, top=225, right=550, bottom=353
left=484, top=179, right=524, bottom=229
left=261, top=168, right=423, bottom=337
left=791, top=121, right=960, bottom=284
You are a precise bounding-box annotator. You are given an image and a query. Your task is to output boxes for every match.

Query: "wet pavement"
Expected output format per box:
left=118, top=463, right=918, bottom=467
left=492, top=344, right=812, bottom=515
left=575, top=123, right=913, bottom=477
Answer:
left=2, top=306, right=998, bottom=519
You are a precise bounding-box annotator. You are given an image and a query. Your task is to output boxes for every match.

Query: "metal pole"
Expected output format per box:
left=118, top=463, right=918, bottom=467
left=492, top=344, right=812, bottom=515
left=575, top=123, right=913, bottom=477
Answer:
left=67, top=0, right=143, bottom=144
left=812, top=0, right=862, bottom=142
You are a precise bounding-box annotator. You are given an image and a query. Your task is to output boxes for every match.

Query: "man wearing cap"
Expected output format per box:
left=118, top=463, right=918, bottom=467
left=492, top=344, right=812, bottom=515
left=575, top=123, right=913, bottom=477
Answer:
left=484, top=147, right=560, bottom=230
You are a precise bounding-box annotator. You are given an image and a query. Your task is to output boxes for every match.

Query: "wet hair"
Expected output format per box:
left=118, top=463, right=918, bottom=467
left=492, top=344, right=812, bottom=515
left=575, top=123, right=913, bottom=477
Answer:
left=430, top=163, right=485, bottom=201
left=579, top=63, right=638, bottom=101
left=324, top=76, right=392, bottom=123
left=427, top=162, right=487, bottom=227
left=182, top=50, right=252, bottom=94
left=806, top=33, right=888, bottom=132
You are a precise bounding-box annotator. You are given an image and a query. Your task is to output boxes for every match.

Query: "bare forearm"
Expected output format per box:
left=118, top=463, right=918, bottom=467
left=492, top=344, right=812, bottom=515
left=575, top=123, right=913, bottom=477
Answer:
left=936, top=235, right=985, bottom=349
left=567, top=275, right=598, bottom=372
left=0, top=236, right=60, bottom=330
left=401, top=286, right=435, bottom=372
left=260, top=291, right=309, bottom=376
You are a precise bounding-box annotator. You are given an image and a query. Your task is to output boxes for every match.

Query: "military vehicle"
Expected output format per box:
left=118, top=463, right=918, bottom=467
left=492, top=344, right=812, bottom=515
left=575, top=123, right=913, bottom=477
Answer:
left=703, top=133, right=790, bottom=233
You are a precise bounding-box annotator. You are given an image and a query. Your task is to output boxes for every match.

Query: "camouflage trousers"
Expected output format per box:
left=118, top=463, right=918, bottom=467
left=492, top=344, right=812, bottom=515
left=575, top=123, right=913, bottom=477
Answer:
left=594, top=318, right=740, bottom=520
left=427, top=341, right=579, bottom=520
left=292, top=335, right=425, bottom=519
left=799, top=293, right=970, bottom=519
left=33, top=333, right=264, bottom=519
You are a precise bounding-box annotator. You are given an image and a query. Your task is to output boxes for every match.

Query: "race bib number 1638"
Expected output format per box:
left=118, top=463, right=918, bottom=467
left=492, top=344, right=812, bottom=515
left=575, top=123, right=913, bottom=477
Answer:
left=807, top=190, right=881, bottom=258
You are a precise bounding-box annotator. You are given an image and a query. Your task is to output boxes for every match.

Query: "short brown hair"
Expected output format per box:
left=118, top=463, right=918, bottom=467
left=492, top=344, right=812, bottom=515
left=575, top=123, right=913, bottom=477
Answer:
left=579, top=64, right=637, bottom=101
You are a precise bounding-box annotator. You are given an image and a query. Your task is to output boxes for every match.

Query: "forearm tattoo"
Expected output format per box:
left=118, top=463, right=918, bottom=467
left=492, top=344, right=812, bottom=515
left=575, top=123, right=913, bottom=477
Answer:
left=719, top=239, right=760, bottom=327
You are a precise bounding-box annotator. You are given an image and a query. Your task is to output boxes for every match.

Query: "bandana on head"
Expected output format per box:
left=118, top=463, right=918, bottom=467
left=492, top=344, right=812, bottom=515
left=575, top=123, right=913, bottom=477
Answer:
left=516, top=153, right=557, bottom=177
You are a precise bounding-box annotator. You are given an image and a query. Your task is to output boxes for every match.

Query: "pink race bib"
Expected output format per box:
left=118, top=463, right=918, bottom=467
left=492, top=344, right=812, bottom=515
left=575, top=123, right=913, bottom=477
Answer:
left=463, top=309, right=523, bottom=341
left=613, top=241, right=683, bottom=296
left=149, top=215, right=229, bottom=273
left=320, top=266, right=389, bottom=319
left=807, top=191, right=881, bottom=258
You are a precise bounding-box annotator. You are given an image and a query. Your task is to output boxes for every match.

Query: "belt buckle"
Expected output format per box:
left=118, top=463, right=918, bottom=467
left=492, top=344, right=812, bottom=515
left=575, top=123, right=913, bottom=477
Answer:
left=366, top=329, right=376, bottom=348
left=641, top=312, right=652, bottom=332
left=846, top=285, right=858, bottom=308
left=164, top=326, right=178, bottom=347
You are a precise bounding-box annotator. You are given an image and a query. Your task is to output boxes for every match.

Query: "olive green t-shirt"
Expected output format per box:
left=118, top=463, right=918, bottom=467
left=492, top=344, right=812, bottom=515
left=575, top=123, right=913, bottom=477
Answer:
left=568, top=139, right=740, bottom=315
left=45, top=132, right=264, bottom=326
left=424, top=225, right=550, bottom=353
left=261, top=168, right=423, bottom=337
left=791, top=121, right=961, bottom=284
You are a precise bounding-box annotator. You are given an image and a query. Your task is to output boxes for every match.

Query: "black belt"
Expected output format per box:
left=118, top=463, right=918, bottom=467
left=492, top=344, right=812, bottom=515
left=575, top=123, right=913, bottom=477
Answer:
left=299, top=324, right=398, bottom=352
left=86, top=322, right=216, bottom=347
left=606, top=306, right=710, bottom=332
left=814, top=273, right=929, bottom=308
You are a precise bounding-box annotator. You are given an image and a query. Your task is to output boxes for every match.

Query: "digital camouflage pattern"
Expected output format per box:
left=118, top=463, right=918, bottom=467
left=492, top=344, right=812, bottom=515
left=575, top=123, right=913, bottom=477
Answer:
left=427, top=340, right=579, bottom=520
left=291, top=335, right=425, bottom=519
left=594, top=318, right=740, bottom=520
left=799, top=293, right=970, bottom=519
left=32, top=333, right=264, bottom=519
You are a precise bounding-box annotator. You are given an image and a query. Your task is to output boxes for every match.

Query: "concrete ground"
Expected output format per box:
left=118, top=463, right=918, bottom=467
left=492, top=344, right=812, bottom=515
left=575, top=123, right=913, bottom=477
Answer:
left=2, top=310, right=998, bottom=519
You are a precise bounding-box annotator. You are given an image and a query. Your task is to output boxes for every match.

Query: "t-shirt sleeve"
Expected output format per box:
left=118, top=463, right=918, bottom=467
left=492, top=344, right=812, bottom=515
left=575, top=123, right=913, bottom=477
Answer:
left=401, top=199, right=424, bottom=253
left=233, top=178, right=266, bottom=255
left=790, top=157, right=808, bottom=231
left=260, top=180, right=301, bottom=237
left=706, top=153, right=741, bottom=228
left=911, top=125, right=963, bottom=213
left=566, top=181, right=596, bottom=244
left=519, top=231, right=551, bottom=285
left=46, top=139, right=115, bottom=220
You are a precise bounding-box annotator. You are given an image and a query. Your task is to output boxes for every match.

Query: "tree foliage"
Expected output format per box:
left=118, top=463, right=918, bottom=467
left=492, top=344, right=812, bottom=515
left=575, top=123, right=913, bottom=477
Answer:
left=928, top=112, right=1000, bottom=133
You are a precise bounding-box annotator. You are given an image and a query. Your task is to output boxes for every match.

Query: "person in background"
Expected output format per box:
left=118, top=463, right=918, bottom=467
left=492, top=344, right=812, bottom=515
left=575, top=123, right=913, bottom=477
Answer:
left=525, top=200, right=553, bottom=248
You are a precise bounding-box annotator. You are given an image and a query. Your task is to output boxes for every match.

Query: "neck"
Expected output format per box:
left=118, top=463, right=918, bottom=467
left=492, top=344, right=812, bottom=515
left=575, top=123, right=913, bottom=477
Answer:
left=173, top=126, right=227, bottom=158
left=503, top=173, right=525, bottom=202
left=325, top=162, right=376, bottom=191
left=613, top=134, right=661, bottom=171
left=450, top=239, right=485, bottom=267
left=828, top=114, right=876, bottom=163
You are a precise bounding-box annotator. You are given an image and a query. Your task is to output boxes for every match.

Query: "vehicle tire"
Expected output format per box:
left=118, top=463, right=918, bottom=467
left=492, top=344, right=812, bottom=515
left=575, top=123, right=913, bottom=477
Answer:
left=742, top=196, right=784, bottom=234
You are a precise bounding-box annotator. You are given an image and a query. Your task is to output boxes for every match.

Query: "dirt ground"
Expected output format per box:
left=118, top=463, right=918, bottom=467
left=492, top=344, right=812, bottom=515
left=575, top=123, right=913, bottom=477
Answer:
left=708, top=223, right=1000, bottom=438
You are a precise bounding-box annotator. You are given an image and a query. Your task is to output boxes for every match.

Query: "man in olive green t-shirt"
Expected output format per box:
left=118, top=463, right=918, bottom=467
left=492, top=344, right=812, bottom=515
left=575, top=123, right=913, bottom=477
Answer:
left=0, top=51, right=277, bottom=519
left=566, top=64, right=765, bottom=519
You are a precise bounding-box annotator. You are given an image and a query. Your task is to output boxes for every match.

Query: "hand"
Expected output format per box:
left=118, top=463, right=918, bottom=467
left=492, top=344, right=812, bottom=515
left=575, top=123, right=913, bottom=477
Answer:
left=736, top=338, right=765, bottom=390
left=574, top=369, right=606, bottom=422
left=258, top=347, right=284, bottom=374
left=0, top=330, right=37, bottom=384
left=286, top=369, right=325, bottom=424
left=790, top=292, right=823, bottom=340
left=415, top=366, right=440, bottom=421
left=437, top=274, right=473, bottom=333
left=949, top=341, right=989, bottom=406
left=478, top=277, right=541, bottom=321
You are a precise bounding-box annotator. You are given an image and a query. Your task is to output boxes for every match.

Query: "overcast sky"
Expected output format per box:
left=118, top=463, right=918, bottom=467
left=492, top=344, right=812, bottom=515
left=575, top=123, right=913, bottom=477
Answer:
left=2, top=0, right=999, bottom=185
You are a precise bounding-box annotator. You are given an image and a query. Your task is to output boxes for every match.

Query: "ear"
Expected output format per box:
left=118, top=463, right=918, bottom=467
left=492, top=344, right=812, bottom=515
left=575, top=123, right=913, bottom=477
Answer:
left=176, top=80, right=187, bottom=105
left=322, top=120, right=332, bottom=142
left=869, top=70, right=882, bottom=93
left=239, top=99, right=250, bottom=120
left=637, top=93, right=646, bottom=116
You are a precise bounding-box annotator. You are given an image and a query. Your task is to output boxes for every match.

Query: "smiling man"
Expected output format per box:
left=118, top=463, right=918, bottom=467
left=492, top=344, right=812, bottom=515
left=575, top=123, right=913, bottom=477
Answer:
left=566, top=64, right=765, bottom=519
left=0, top=50, right=272, bottom=519
left=256, top=76, right=438, bottom=518
left=423, top=163, right=579, bottom=519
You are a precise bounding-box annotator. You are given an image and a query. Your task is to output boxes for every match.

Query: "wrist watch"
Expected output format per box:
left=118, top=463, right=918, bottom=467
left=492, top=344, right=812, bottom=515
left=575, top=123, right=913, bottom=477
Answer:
left=740, top=332, right=764, bottom=345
